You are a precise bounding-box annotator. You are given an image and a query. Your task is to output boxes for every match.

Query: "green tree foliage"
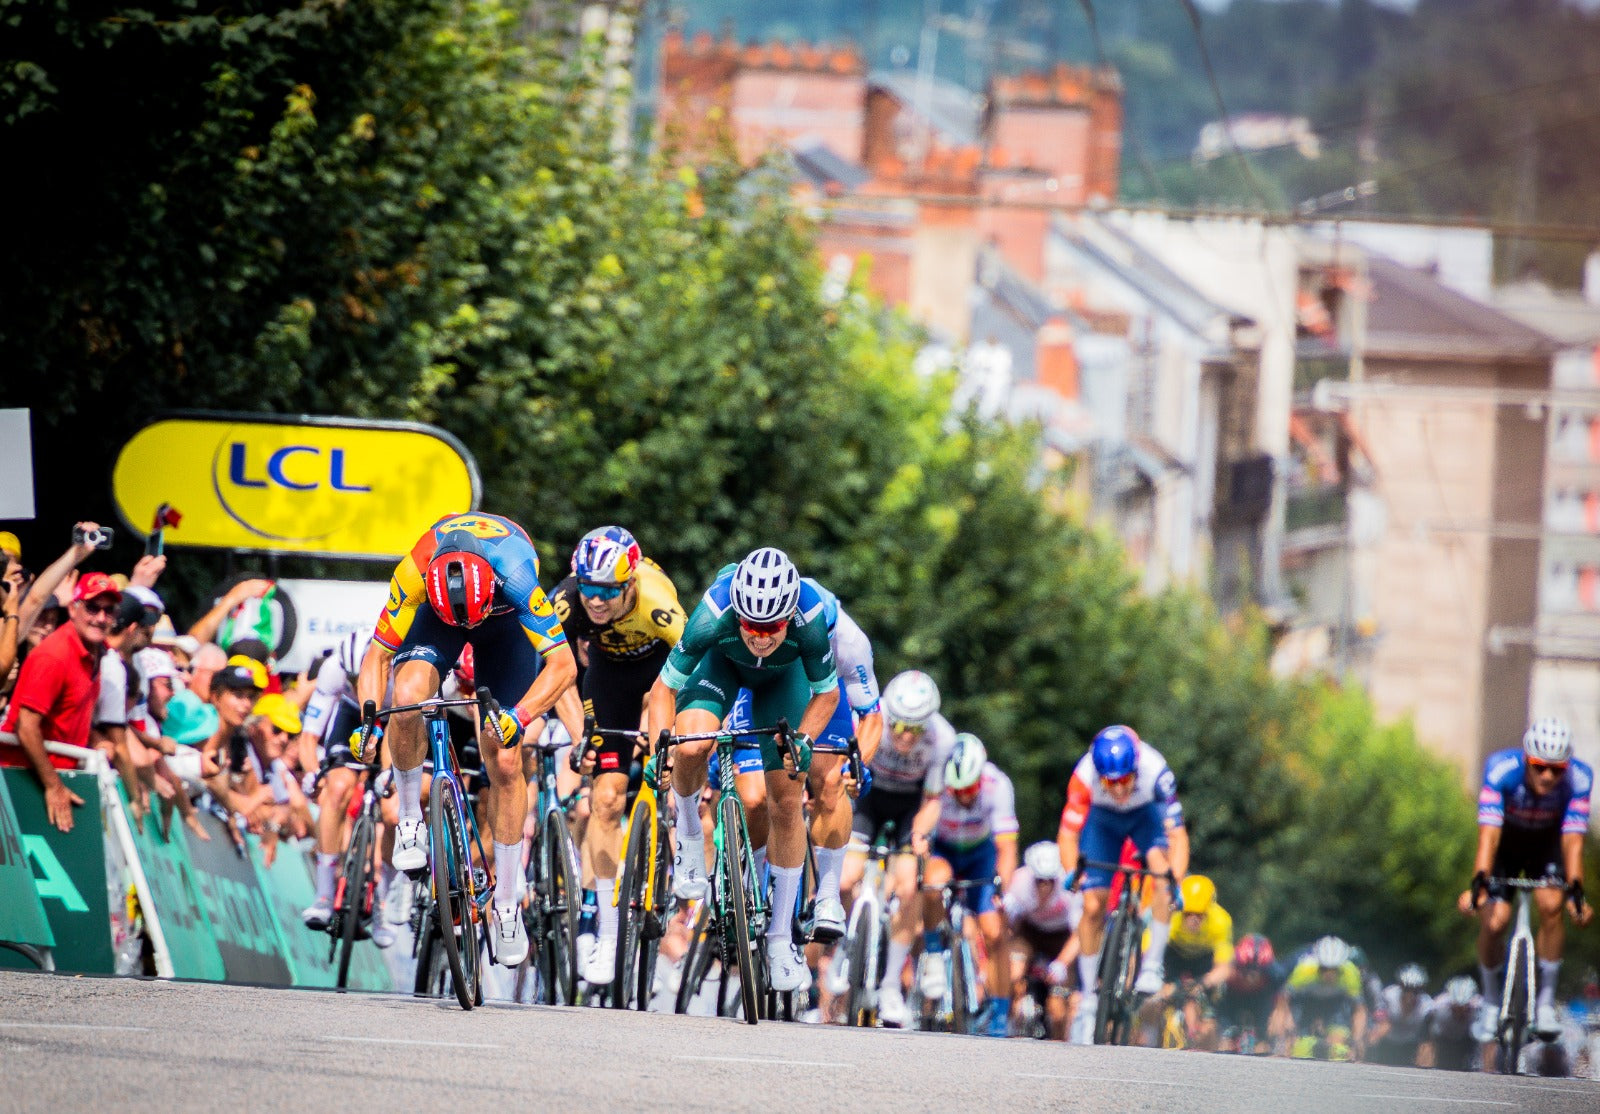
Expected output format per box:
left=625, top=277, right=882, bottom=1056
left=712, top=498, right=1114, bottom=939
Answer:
left=0, top=0, right=1526, bottom=979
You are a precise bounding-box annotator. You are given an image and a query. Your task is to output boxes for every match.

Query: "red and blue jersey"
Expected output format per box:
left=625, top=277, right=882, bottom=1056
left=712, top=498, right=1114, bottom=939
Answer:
left=1478, top=748, right=1593, bottom=835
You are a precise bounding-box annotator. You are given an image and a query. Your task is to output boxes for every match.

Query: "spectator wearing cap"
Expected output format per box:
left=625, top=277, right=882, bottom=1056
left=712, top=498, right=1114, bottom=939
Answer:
left=126, top=645, right=209, bottom=842
left=235, top=692, right=311, bottom=864
left=199, top=654, right=269, bottom=837
left=0, top=550, right=24, bottom=698
left=11, top=524, right=113, bottom=647
left=92, top=583, right=168, bottom=824
left=149, top=614, right=200, bottom=670
left=159, top=642, right=225, bottom=752
left=0, top=571, right=121, bottom=831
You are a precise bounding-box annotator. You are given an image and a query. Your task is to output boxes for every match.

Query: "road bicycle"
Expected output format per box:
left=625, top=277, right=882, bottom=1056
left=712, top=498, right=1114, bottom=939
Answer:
left=1482, top=875, right=1567, bottom=1074
left=908, top=870, right=988, bottom=1035
left=362, top=688, right=500, bottom=1011
left=840, top=817, right=901, bottom=1028
left=513, top=730, right=583, bottom=1005
left=307, top=735, right=391, bottom=990
left=1077, top=857, right=1177, bottom=1046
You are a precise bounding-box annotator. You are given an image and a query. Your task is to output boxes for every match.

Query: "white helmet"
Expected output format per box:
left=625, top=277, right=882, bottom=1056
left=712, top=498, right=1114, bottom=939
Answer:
left=1444, top=975, right=1477, bottom=1006
left=883, top=669, right=940, bottom=726
left=1522, top=717, right=1573, bottom=764
left=1397, top=963, right=1427, bottom=991
left=338, top=628, right=373, bottom=677
left=1313, top=935, right=1352, bottom=969
left=1024, top=841, right=1064, bottom=882
left=944, top=732, right=987, bottom=791
left=730, top=547, right=800, bottom=623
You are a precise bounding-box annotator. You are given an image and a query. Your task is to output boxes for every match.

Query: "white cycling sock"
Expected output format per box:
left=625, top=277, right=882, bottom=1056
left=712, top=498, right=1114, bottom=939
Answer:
left=1142, top=917, right=1170, bottom=974
left=378, top=861, right=397, bottom=903
left=767, top=865, right=802, bottom=940
left=881, top=939, right=911, bottom=992
left=493, top=841, right=521, bottom=907
left=1079, top=950, right=1101, bottom=996
left=596, top=877, right=618, bottom=941
left=673, top=788, right=703, bottom=840
left=754, top=845, right=769, bottom=885
left=395, top=766, right=424, bottom=824
left=1481, top=963, right=1504, bottom=1003
left=815, top=846, right=846, bottom=904
left=314, top=853, right=338, bottom=901
left=1538, top=959, right=1561, bottom=1012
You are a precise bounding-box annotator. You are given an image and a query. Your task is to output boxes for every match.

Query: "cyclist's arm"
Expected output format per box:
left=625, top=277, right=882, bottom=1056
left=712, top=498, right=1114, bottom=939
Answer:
left=553, top=684, right=584, bottom=750
left=1472, top=823, right=1501, bottom=877
left=356, top=638, right=394, bottom=712
left=996, top=833, right=1019, bottom=889
left=647, top=673, right=679, bottom=737
left=795, top=684, right=840, bottom=748
left=1165, top=822, right=1190, bottom=879
left=651, top=596, right=718, bottom=731
left=856, top=710, right=884, bottom=764
left=909, top=794, right=942, bottom=851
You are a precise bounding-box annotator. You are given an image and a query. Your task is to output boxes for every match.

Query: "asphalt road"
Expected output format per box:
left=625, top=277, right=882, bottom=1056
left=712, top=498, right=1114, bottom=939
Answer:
left=1, top=971, right=1595, bottom=1113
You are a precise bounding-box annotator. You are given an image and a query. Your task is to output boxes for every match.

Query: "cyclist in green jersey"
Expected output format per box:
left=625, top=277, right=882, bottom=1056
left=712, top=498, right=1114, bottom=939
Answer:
left=647, top=548, right=839, bottom=992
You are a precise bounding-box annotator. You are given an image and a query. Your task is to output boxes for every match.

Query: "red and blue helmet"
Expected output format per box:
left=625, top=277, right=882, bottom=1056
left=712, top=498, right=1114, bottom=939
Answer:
left=571, top=526, right=641, bottom=588
left=1090, top=725, right=1141, bottom=779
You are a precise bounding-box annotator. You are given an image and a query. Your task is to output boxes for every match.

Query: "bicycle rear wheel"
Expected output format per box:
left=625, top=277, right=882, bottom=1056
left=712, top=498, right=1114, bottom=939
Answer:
left=844, top=914, right=876, bottom=1026
left=721, top=794, right=762, bottom=1025
left=429, top=786, right=480, bottom=1011
left=335, top=813, right=374, bottom=990
left=613, top=804, right=655, bottom=1009
left=676, top=901, right=716, bottom=1015
left=543, top=809, right=581, bottom=1005
left=1500, top=939, right=1530, bottom=1074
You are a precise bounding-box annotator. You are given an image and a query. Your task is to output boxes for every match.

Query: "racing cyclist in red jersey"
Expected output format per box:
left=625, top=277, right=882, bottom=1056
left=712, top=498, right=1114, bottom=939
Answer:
left=356, top=512, right=582, bottom=968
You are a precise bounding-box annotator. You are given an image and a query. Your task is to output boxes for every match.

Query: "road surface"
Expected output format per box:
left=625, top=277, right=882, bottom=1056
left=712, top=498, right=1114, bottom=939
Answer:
left=0, top=971, right=1594, bottom=1112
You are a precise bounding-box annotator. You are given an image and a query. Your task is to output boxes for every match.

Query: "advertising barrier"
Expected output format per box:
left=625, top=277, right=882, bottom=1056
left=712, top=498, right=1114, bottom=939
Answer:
left=1, top=770, right=111, bottom=974
left=0, top=769, right=54, bottom=964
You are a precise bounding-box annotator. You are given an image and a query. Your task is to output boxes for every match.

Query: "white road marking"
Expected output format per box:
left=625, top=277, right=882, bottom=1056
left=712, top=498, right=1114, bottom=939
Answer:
left=1344, top=1096, right=1514, bottom=1107
left=0, top=1021, right=153, bottom=1034
left=675, top=1055, right=851, bottom=1068
left=326, top=1035, right=503, bottom=1050
left=1017, top=1073, right=1186, bottom=1087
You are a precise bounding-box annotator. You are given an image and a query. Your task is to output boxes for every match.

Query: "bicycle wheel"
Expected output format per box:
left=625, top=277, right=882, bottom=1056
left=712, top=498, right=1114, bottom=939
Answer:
left=676, top=901, right=716, bottom=1015
left=429, top=786, right=480, bottom=1011
left=335, top=813, right=374, bottom=990
left=1500, top=939, right=1530, bottom=1074
left=1094, top=910, right=1137, bottom=1045
left=637, top=812, right=672, bottom=1011
left=844, top=914, right=876, bottom=1026
left=950, top=937, right=971, bottom=1034
left=721, top=794, right=762, bottom=1025
left=414, top=910, right=450, bottom=998
left=540, top=809, right=579, bottom=1006
left=613, top=805, right=654, bottom=1009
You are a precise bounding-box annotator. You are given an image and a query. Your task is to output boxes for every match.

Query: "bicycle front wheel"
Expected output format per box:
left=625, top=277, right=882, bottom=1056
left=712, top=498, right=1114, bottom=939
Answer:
left=721, top=793, right=762, bottom=1025
left=844, top=912, right=876, bottom=1026
left=1500, top=938, right=1530, bottom=1074
left=950, top=935, right=972, bottom=1035
left=614, top=804, right=654, bottom=1009
left=335, top=813, right=374, bottom=991
left=1094, top=909, right=1139, bottom=1045
left=676, top=901, right=715, bottom=1015
left=429, top=786, right=480, bottom=1011
left=544, top=809, right=581, bottom=1006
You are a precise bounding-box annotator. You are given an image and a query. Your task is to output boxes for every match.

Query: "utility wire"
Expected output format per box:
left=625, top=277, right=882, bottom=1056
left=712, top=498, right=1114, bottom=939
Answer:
left=1074, top=0, right=1164, bottom=202
left=1174, top=0, right=1274, bottom=211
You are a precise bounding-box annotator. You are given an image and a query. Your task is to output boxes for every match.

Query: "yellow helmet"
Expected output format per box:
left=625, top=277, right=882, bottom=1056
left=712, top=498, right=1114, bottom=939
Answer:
left=1180, top=874, right=1217, bottom=916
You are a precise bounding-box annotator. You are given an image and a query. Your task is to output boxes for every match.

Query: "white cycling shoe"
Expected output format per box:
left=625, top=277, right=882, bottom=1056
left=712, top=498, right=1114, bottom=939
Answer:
left=672, top=834, right=708, bottom=901
left=583, top=934, right=617, bottom=986
left=392, top=818, right=428, bottom=873
left=767, top=937, right=811, bottom=993
left=384, top=875, right=412, bottom=923
left=811, top=897, right=846, bottom=943
left=1477, top=1002, right=1500, bottom=1040
left=301, top=897, right=332, bottom=930
left=1133, top=966, right=1165, bottom=995
left=368, top=913, right=395, bottom=949
left=1071, top=997, right=1098, bottom=1045
left=822, top=948, right=851, bottom=996
left=877, top=986, right=911, bottom=1028
left=918, top=952, right=949, bottom=1001
left=1534, top=1002, right=1560, bottom=1035
left=492, top=902, right=529, bottom=967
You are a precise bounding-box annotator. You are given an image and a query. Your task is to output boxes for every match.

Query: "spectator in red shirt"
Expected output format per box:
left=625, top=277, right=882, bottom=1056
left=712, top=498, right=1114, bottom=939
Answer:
left=0, top=572, right=121, bottom=831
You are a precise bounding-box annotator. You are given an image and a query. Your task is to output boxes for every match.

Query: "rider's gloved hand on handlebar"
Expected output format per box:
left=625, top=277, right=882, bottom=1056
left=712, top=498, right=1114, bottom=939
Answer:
left=1047, top=959, right=1070, bottom=987
left=784, top=731, right=813, bottom=776
left=488, top=705, right=534, bottom=749
left=1066, top=859, right=1085, bottom=893
left=300, top=770, right=321, bottom=798
left=1470, top=870, right=1489, bottom=910
left=1569, top=879, right=1592, bottom=925
left=350, top=722, right=382, bottom=763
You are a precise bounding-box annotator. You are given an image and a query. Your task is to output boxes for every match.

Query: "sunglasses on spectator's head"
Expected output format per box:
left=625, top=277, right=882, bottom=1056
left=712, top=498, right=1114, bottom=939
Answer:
left=578, top=581, right=625, bottom=601
left=1529, top=759, right=1568, bottom=775
left=738, top=616, right=788, bottom=636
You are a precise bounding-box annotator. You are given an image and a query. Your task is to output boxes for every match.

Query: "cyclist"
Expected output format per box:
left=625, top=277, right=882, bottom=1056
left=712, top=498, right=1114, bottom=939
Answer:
left=1428, top=975, right=1488, bottom=1072
left=358, top=511, right=580, bottom=969
left=549, top=526, right=686, bottom=987
left=1136, top=874, right=1233, bottom=1050
left=839, top=669, right=957, bottom=1026
left=1216, top=933, right=1290, bottom=1054
left=1002, top=841, right=1082, bottom=1040
left=1368, top=963, right=1434, bottom=1067
left=1285, top=935, right=1367, bottom=1060
left=646, top=547, right=837, bottom=992
left=1058, top=725, right=1187, bottom=1044
left=910, top=733, right=1019, bottom=1038
left=1461, top=716, right=1594, bottom=1038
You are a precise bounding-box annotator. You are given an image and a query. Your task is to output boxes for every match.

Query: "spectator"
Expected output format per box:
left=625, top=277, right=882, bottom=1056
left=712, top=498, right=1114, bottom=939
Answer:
left=149, top=614, right=200, bottom=669
left=13, top=524, right=110, bottom=645
left=187, top=577, right=273, bottom=649
left=0, top=531, right=19, bottom=567
left=160, top=643, right=226, bottom=751
left=0, top=552, right=23, bottom=696
left=0, top=571, right=121, bottom=831
left=198, top=654, right=270, bottom=841
left=235, top=692, right=311, bottom=864
left=92, top=584, right=167, bottom=823
left=125, top=643, right=208, bottom=842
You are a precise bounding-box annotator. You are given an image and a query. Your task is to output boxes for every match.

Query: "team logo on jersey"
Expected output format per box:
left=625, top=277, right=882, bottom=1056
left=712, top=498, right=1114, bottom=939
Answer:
left=438, top=514, right=510, bottom=539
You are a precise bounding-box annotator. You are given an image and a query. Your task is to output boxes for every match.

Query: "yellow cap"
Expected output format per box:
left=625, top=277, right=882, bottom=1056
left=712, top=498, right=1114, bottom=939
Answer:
left=0, top=531, right=19, bottom=559
left=220, top=654, right=269, bottom=691
left=251, top=693, right=302, bottom=735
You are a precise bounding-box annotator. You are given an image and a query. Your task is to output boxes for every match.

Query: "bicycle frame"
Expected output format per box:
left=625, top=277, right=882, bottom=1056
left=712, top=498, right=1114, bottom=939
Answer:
left=1486, top=875, right=1562, bottom=1074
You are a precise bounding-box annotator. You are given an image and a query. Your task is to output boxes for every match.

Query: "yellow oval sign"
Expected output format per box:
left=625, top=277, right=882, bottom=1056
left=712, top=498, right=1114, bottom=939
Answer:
left=112, top=415, right=480, bottom=559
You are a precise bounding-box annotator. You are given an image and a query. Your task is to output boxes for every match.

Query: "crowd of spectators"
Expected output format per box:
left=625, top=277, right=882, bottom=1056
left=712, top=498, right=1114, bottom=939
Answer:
left=0, top=524, right=313, bottom=861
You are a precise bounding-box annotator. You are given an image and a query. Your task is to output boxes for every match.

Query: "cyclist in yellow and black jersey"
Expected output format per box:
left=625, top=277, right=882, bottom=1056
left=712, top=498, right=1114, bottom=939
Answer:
left=548, top=526, right=686, bottom=987
left=1137, top=875, right=1234, bottom=1049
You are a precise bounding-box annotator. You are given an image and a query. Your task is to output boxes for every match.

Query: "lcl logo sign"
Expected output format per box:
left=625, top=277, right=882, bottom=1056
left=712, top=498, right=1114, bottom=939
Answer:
left=225, top=444, right=371, bottom=493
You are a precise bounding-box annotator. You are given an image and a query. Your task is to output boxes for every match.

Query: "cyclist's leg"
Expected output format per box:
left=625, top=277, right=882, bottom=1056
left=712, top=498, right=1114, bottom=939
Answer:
left=669, top=654, right=739, bottom=896
left=1130, top=808, right=1173, bottom=984
left=806, top=682, right=856, bottom=931
left=309, top=764, right=359, bottom=916
left=726, top=689, right=769, bottom=875
left=388, top=612, right=463, bottom=846
left=919, top=851, right=955, bottom=1000
left=1072, top=809, right=1131, bottom=1001
left=749, top=669, right=813, bottom=914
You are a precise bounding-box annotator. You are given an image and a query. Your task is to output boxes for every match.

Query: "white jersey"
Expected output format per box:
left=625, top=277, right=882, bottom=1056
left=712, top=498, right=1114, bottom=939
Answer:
left=299, top=655, right=353, bottom=743
left=1376, top=985, right=1434, bottom=1044
left=831, top=606, right=880, bottom=716
left=933, top=761, right=1019, bottom=849
left=95, top=652, right=129, bottom=728
left=871, top=712, right=958, bottom=795
left=1002, top=867, right=1082, bottom=933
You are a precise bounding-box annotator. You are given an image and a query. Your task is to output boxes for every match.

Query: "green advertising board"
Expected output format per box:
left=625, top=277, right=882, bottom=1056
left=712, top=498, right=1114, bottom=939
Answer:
left=116, top=782, right=227, bottom=981
left=183, top=811, right=294, bottom=984
left=0, top=769, right=54, bottom=963
left=255, top=840, right=392, bottom=991
left=0, top=769, right=111, bottom=973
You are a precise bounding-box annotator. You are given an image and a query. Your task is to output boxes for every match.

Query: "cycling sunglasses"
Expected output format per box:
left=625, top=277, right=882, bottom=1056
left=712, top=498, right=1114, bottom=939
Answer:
left=1099, top=772, right=1136, bottom=789
left=578, top=581, right=625, bottom=601
left=1528, top=758, right=1568, bottom=775
left=890, top=719, right=926, bottom=736
left=738, top=616, right=788, bottom=636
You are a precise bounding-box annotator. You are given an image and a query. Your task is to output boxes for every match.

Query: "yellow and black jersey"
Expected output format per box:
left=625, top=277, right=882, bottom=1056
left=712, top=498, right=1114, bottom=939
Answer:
left=550, top=559, right=686, bottom=662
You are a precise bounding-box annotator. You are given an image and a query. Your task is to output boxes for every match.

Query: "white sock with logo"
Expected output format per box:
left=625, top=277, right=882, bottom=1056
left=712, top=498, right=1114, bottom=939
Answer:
left=815, top=846, right=847, bottom=905
left=1079, top=950, right=1101, bottom=996
left=596, top=877, right=618, bottom=943
left=673, top=788, right=703, bottom=840
left=314, top=853, right=338, bottom=902
left=395, top=766, right=424, bottom=824
left=1143, top=917, right=1171, bottom=975
left=1538, top=959, right=1561, bottom=1012
left=881, top=939, right=911, bottom=992
left=767, top=865, right=802, bottom=941
left=493, top=841, right=521, bottom=908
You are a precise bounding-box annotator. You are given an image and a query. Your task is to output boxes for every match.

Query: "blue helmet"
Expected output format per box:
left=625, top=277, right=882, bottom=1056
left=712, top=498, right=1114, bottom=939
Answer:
left=1090, top=726, right=1140, bottom=778
left=571, top=526, right=641, bottom=587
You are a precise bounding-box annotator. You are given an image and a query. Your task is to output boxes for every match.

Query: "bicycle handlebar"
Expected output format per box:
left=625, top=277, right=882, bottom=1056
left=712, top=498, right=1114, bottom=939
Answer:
left=569, top=716, right=651, bottom=772
left=1486, top=876, right=1567, bottom=890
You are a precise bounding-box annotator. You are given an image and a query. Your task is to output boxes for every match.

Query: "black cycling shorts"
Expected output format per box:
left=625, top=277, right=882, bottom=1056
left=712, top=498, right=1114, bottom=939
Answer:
left=323, top=698, right=364, bottom=767
left=1217, top=986, right=1277, bottom=1032
left=851, top=785, right=922, bottom=849
left=583, top=646, right=666, bottom=778
left=1018, top=922, right=1072, bottom=964
left=1488, top=824, right=1563, bottom=901
left=1166, top=946, right=1216, bottom=984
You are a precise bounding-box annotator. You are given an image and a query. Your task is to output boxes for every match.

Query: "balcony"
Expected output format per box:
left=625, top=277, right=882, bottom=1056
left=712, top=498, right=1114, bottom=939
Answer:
left=1293, top=344, right=1352, bottom=399
left=1286, top=485, right=1348, bottom=532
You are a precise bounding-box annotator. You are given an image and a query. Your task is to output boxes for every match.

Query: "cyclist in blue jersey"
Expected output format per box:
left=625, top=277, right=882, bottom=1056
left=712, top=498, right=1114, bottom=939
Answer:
left=357, top=512, right=582, bottom=969
left=1460, top=717, right=1593, bottom=1036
